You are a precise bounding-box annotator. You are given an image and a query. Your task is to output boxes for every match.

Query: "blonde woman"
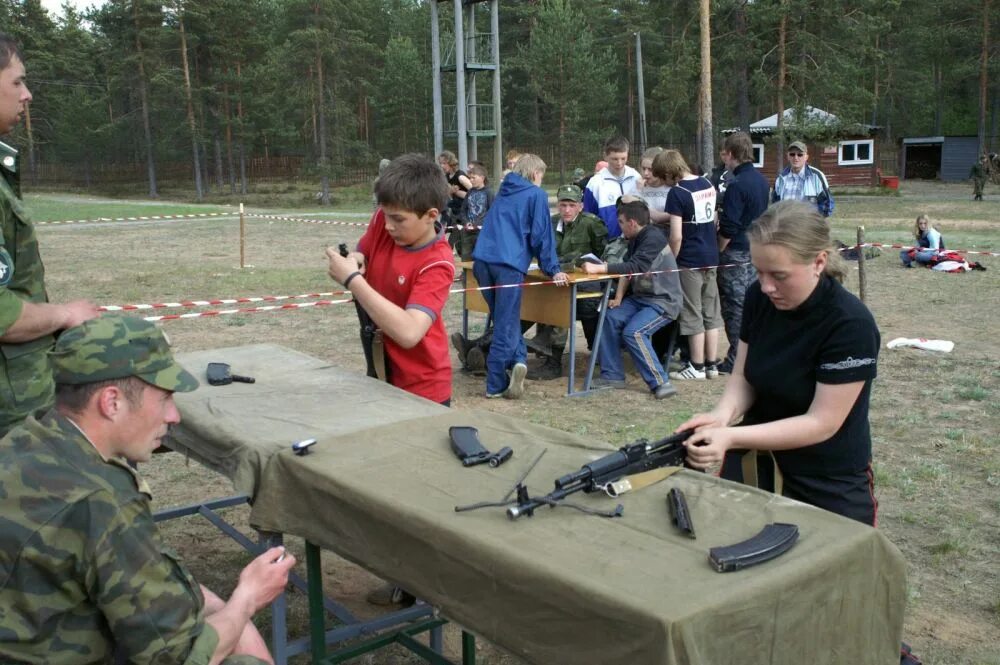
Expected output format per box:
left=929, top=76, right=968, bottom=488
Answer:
left=679, top=201, right=880, bottom=525
left=900, top=214, right=944, bottom=267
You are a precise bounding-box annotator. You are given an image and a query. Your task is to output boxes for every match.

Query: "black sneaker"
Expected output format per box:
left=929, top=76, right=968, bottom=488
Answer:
left=716, top=359, right=734, bottom=375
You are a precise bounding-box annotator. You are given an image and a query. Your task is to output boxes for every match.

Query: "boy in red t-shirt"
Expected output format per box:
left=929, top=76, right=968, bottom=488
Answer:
left=326, top=154, right=454, bottom=405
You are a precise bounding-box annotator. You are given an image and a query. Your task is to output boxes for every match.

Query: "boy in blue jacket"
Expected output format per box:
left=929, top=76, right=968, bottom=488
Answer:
left=472, top=154, right=569, bottom=398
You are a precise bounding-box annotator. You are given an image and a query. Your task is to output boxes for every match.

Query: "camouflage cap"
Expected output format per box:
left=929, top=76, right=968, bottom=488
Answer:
left=572, top=167, right=585, bottom=179
left=557, top=184, right=583, bottom=202
left=50, top=315, right=199, bottom=392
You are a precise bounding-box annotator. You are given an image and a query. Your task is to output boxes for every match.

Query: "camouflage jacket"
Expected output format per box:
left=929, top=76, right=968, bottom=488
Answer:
left=0, top=411, right=255, bottom=665
left=551, top=211, right=608, bottom=272
left=0, top=141, right=54, bottom=437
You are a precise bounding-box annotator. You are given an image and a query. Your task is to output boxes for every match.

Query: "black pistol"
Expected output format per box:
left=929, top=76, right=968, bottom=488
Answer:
left=206, top=362, right=255, bottom=386
left=449, top=426, right=512, bottom=468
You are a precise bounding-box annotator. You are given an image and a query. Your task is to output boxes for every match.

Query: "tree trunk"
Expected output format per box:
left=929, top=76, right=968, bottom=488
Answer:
left=23, top=103, right=36, bottom=187
left=223, top=79, right=236, bottom=194
left=735, top=1, right=750, bottom=131
left=699, top=0, right=714, bottom=172
left=132, top=0, right=157, bottom=198
left=978, top=0, right=990, bottom=155
left=236, top=60, right=247, bottom=195
left=315, top=4, right=330, bottom=206
left=932, top=62, right=942, bottom=135
left=776, top=2, right=787, bottom=159
left=178, top=11, right=203, bottom=200
left=214, top=131, right=224, bottom=188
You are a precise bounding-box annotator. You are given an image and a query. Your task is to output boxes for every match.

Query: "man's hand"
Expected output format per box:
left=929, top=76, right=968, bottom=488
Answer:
left=581, top=261, right=607, bottom=275
left=233, top=547, right=296, bottom=614
left=62, top=300, right=101, bottom=328
left=552, top=271, right=569, bottom=286
left=325, top=247, right=363, bottom=286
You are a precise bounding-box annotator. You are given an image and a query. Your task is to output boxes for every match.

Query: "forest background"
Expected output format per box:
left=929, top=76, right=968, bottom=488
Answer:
left=2, top=0, right=998, bottom=201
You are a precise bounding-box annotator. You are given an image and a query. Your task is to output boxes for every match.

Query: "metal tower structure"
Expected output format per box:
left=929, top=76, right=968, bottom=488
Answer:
left=431, top=0, right=502, bottom=174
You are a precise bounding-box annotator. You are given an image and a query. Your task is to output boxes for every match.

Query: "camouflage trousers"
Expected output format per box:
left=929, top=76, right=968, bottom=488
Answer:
left=718, top=248, right=757, bottom=367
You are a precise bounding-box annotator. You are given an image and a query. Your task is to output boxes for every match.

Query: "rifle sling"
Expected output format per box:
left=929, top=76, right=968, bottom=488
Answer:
left=739, top=450, right=783, bottom=496
left=602, top=466, right=681, bottom=498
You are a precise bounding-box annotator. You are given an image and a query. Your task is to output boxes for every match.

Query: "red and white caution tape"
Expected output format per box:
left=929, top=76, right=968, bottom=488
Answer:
left=100, top=290, right=350, bottom=312
left=245, top=213, right=371, bottom=229
left=36, top=212, right=235, bottom=226
left=858, top=242, right=999, bottom=257
left=142, top=298, right=353, bottom=322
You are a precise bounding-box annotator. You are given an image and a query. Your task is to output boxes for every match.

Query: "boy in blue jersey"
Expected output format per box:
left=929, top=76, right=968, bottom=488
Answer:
left=656, top=149, right=724, bottom=380
left=583, top=136, right=641, bottom=239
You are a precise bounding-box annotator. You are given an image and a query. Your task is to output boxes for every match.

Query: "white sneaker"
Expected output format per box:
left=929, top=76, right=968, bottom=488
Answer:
left=705, top=362, right=719, bottom=379
left=504, top=363, right=527, bottom=399
left=670, top=362, right=706, bottom=380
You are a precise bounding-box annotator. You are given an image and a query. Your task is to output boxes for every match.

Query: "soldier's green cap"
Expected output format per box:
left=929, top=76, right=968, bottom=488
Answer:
left=51, top=315, right=199, bottom=392
left=572, top=167, right=585, bottom=179
left=557, top=184, right=583, bottom=202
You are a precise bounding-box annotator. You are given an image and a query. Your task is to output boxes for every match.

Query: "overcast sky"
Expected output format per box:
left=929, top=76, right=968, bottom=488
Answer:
left=40, top=0, right=105, bottom=17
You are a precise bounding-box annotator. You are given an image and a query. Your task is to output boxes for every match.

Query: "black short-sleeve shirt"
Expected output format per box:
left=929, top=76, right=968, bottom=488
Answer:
left=739, top=275, right=880, bottom=475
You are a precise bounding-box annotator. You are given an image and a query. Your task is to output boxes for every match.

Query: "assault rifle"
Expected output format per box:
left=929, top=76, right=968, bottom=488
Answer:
left=506, top=429, right=695, bottom=520
left=338, top=243, right=381, bottom=380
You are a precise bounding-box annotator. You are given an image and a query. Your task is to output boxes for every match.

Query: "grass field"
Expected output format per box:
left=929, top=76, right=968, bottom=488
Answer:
left=29, top=179, right=1000, bottom=664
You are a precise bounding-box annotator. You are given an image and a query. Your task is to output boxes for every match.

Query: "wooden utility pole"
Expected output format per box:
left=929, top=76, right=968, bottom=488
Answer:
left=699, top=0, right=714, bottom=171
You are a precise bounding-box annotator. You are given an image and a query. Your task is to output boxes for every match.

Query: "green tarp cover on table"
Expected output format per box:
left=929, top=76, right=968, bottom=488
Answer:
left=167, top=344, right=446, bottom=496
left=247, top=408, right=906, bottom=665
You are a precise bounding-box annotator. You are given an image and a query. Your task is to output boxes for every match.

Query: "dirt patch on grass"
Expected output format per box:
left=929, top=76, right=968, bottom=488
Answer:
left=34, top=185, right=1000, bottom=663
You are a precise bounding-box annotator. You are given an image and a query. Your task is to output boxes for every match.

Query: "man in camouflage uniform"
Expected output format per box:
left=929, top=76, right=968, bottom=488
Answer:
left=526, top=184, right=607, bottom=380
left=0, top=35, right=99, bottom=437
left=970, top=154, right=988, bottom=201
left=0, top=314, right=295, bottom=664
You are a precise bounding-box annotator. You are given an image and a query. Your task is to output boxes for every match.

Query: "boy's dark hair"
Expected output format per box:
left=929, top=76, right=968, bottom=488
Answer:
left=617, top=198, right=650, bottom=227
left=375, top=154, right=450, bottom=215
left=603, top=135, right=630, bottom=155
left=468, top=163, right=488, bottom=183
left=723, top=132, right=753, bottom=163
left=0, top=34, right=23, bottom=71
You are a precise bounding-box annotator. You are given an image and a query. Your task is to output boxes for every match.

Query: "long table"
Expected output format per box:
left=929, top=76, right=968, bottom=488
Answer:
left=166, top=344, right=450, bottom=663
left=169, top=344, right=907, bottom=665
left=457, top=261, right=611, bottom=397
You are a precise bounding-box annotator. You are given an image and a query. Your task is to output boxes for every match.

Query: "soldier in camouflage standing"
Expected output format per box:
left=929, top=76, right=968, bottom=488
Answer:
left=526, top=184, right=607, bottom=380
left=0, top=314, right=295, bottom=664
left=970, top=153, right=988, bottom=201
left=0, top=34, right=99, bottom=436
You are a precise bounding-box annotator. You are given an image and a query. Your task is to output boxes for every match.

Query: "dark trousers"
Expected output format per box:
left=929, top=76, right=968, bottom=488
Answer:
left=718, top=248, right=756, bottom=366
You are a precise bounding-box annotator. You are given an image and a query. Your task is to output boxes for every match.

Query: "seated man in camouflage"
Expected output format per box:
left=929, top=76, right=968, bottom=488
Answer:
left=526, top=183, right=608, bottom=380
left=0, top=314, right=295, bottom=664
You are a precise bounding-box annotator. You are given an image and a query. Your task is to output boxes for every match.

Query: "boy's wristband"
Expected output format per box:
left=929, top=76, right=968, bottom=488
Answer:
left=343, top=271, right=362, bottom=289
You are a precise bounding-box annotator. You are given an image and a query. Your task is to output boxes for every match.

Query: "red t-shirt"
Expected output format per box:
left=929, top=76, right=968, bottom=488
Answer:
left=357, top=209, right=454, bottom=403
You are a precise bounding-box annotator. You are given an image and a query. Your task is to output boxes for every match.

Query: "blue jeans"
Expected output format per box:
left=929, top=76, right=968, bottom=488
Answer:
left=597, top=297, right=672, bottom=390
left=473, top=261, right=527, bottom=395
left=900, top=248, right=936, bottom=267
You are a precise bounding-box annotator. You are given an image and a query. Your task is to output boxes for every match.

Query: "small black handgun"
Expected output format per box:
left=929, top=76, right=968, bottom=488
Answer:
left=449, top=426, right=512, bottom=468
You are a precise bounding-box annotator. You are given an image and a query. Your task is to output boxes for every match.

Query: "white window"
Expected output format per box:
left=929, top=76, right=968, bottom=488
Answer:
left=752, top=143, right=764, bottom=168
left=839, top=139, right=874, bottom=166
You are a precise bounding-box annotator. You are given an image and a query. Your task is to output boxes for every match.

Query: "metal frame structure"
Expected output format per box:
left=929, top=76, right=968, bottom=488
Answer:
left=431, top=0, right=502, bottom=174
